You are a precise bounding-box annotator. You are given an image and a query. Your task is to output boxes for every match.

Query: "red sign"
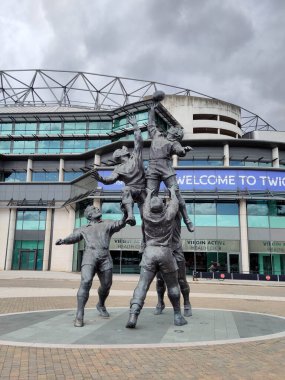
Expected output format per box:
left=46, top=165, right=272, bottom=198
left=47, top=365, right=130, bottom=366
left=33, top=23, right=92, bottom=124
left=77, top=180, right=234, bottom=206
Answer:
left=266, top=275, right=271, bottom=281
left=220, top=273, right=225, bottom=279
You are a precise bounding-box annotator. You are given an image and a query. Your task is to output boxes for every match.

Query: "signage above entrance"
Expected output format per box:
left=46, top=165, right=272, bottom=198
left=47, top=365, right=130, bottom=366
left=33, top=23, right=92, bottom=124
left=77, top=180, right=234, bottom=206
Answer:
left=98, top=169, right=285, bottom=193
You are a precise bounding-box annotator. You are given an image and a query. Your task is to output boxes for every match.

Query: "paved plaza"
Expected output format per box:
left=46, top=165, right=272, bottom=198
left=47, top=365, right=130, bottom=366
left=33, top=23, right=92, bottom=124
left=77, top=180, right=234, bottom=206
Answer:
left=0, top=271, right=285, bottom=379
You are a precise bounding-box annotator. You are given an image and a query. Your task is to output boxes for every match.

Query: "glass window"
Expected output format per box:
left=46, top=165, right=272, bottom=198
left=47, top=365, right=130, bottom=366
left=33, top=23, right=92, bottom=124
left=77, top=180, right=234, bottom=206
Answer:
left=229, top=160, right=244, bottom=167
left=16, top=210, right=47, bottom=230
left=269, top=217, right=285, bottom=228
left=217, top=215, right=239, bottom=227
left=37, top=140, right=61, bottom=154
left=63, top=122, right=87, bottom=135
left=179, top=159, right=223, bottom=166
left=248, top=216, right=269, bottom=228
left=64, top=171, right=83, bottom=181
left=136, top=111, right=148, bottom=125
left=247, top=201, right=270, bottom=228
left=63, top=139, right=86, bottom=153
left=113, top=117, right=127, bottom=130
left=13, top=140, right=36, bottom=154
left=102, top=202, right=121, bottom=220
left=195, top=202, right=216, bottom=227
left=3, top=171, right=26, bottom=182
left=88, top=139, right=111, bottom=150
left=247, top=201, right=269, bottom=216
left=217, top=203, right=238, bottom=215
left=195, top=202, right=216, bottom=215
left=0, top=140, right=11, bottom=153
left=244, top=161, right=259, bottom=167
left=89, top=121, right=112, bottom=134
left=32, top=171, right=58, bottom=182
left=0, top=123, right=13, bottom=135
left=14, top=123, right=37, bottom=135
left=39, top=123, right=61, bottom=135
left=12, top=240, right=44, bottom=270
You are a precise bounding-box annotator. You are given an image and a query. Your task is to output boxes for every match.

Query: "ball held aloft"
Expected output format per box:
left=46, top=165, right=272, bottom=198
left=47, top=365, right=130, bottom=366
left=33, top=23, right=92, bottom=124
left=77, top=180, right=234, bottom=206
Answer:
left=152, top=90, right=165, bottom=102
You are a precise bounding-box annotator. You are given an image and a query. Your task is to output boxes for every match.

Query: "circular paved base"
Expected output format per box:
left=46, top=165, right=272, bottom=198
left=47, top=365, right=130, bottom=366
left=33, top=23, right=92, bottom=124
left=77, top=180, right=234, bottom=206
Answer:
left=1, top=308, right=285, bottom=348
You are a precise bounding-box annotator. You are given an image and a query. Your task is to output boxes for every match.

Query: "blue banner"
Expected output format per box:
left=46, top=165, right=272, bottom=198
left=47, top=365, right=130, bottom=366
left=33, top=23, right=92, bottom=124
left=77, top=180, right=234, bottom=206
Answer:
left=97, top=169, right=285, bottom=192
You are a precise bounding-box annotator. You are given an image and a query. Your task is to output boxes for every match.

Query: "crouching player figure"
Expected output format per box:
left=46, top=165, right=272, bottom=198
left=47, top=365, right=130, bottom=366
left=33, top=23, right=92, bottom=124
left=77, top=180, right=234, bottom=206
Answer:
left=56, top=205, right=127, bottom=327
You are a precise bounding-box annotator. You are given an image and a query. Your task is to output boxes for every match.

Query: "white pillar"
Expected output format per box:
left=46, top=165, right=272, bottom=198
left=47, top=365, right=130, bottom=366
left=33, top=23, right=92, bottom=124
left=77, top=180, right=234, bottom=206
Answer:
left=26, top=159, right=33, bottom=182
left=272, top=147, right=279, bottom=168
left=94, top=154, right=102, bottom=208
left=59, top=158, right=65, bottom=182
left=239, top=199, right=249, bottom=274
left=172, top=154, right=178, bottom=167
left=42, top=208, right=52, bottom=271
left=5, top=208, right=17, bottom=270
left=223, top=144, right=229, bottom=167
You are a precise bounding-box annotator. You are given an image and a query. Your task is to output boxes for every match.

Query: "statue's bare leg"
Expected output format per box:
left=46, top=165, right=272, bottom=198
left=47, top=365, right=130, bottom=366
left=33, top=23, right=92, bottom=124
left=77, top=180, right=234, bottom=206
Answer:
left=165, top=176, right=194, bottom=232
left=75, top=264, right=95, bottom=327
left=126, top=269, right=156, bottom=328
left=154, top=271, right=166, bottom=315
left=96, top=269, right=112, bottom=317
left=163, top=271, right=187, bottom=326
left=121, top=188, right=136, bottom=226
left=177, top=261, right=192, bottom=317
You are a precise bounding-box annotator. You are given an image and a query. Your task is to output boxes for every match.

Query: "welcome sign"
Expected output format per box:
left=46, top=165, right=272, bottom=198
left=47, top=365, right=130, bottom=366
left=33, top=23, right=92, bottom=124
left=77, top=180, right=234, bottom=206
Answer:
left=97, top=169, right=285, bottom=192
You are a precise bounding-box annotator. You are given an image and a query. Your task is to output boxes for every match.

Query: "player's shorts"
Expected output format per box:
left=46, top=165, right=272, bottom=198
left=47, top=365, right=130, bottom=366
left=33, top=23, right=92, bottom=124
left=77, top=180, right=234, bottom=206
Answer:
left=140, top=246, right=178, bottom=274
left=173, top=247, right=185, bottom=262
left=81, top=249, right=113, bottom=272
left=146, top=159, right=176, bottom=181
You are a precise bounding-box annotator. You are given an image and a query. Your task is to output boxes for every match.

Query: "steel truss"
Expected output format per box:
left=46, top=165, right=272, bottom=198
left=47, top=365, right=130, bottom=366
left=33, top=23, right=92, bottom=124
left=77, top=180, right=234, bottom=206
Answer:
left=0, top=69, right=276, bottom=134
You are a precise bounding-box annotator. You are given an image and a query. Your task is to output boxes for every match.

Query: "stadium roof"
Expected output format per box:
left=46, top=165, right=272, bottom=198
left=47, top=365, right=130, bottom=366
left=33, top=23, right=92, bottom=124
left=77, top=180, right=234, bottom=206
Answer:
left=0, top=69, right=276, bottom=134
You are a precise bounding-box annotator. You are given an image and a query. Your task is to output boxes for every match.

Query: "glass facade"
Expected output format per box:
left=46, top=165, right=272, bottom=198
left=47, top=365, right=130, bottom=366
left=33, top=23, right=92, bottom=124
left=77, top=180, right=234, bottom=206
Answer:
left=230, top=160, right=272, bottom=167
left=64, top=171, right=83, bottom=181
left=12, top=240, right=44, bottom=270
left=247, top=200, right=285, bottom=228
left=185, top=201, right=239, bottom=227
left=13, top=140, right=36, bottom=154
left=14, top=123, right=37, bottom=135
left=250, top=253, right=285, bottom=275
left=16, top=210, right=46, bottom=230
left=0, top=123, right=13, bottom=135
left=0, top=140, right=11, bottom=153
left=1, top=171, right=27, bottom=182
left=39, top=122, right=61, bottom=135
left=38, top=140, right=61, bottom=154
left=179, top=159, right=223, bottom=166
left=12, top=210, right=46, bottom=270
left=32, top=171, right=59, bottom=182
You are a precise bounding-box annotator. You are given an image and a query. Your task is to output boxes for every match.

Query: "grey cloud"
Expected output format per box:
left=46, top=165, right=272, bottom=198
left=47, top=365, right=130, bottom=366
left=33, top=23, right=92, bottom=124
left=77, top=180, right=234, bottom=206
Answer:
left=0, top=0, right=284, bottom=129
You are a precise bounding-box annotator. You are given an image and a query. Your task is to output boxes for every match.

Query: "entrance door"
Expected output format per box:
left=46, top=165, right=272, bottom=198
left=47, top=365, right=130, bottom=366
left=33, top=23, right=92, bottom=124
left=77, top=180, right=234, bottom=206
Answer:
left=228, top=254, right=239, bottom=273
left=19, top=249, right=37, bottom=270
left=263, top=255, right=272, bottom=274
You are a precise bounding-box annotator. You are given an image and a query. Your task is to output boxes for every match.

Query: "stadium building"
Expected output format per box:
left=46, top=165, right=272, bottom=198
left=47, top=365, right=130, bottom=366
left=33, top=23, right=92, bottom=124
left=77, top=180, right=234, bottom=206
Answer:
left=0, top=69, right=285, bottom=278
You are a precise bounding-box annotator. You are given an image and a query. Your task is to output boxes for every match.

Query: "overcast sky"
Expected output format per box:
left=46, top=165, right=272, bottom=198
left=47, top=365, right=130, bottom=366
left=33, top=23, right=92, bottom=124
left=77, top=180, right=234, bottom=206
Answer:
left=0, top=0, right=284, bottom=130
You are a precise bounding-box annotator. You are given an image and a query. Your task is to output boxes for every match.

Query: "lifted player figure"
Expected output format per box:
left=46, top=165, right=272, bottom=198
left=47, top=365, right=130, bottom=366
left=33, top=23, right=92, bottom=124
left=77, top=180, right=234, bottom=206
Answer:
left=146, top=96, right=194, bottom=233
left=91, top=114, right=145, bottom=227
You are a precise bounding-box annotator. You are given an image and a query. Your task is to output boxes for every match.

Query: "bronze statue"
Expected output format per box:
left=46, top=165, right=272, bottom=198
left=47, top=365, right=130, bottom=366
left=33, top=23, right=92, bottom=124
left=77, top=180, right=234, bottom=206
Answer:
left=56, top=205, right=127, bottom=327
left=145, top=99, right=194, bottom=233
left=92, top=115, right=146, bottom=227
left=126, top=187, right=187, bottom=328
left=154, top=212, right=192, bottom=317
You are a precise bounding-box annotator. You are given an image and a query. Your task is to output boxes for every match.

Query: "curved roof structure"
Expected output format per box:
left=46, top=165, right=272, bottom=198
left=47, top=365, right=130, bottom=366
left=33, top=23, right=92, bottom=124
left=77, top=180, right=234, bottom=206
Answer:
left=0, top=69, right=276, bottom=134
